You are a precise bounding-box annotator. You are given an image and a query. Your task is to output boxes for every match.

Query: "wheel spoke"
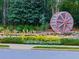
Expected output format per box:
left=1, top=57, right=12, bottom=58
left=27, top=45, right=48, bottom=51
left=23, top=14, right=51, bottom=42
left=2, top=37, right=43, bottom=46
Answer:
left=58, top=23, right=64, bottom=27
left=65, top=13, right=72, bottom=22
left=60, top=15, right=64, bottom=20
left=63, top=24, right=66, bottom=32
left=67, top=22, right=72, bottom=24
left=67, top=26, right=71, bottom=30
left=57, top=20, right=63, bottom=23
left=67, top=17, right=71, bottom=22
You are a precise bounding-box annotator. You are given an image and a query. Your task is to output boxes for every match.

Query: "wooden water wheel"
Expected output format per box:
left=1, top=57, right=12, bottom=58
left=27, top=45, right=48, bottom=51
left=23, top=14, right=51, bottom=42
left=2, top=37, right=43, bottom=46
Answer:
left=50, top=12, right=74, bottom=34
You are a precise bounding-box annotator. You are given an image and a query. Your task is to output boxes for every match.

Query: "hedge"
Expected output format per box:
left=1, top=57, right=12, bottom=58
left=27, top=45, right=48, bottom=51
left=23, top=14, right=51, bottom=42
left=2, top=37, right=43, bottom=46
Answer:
left=0, top=35, right=61, bottom=45
left=0, top=35, right=79, bottom=45
left=61, top=38, right=79, bottom=45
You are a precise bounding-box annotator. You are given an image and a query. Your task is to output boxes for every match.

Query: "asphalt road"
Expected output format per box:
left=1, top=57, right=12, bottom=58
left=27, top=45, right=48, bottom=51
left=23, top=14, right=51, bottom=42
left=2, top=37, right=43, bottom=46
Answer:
left=0, top=49, right=79, bottom=59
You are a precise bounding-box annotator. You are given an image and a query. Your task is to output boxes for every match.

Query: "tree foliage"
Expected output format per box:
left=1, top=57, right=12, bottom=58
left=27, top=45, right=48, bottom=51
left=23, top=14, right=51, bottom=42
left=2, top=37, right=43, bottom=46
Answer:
left=0, top=0, right=3, bottom=21
left=59, top=0, right=79, bottom=27
left=8, top=0, right=51, bottom=25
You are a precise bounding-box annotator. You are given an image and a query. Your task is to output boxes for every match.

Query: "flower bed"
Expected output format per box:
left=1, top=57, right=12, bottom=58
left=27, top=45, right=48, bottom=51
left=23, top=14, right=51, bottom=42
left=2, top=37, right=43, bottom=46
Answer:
left=0, top=35, right=61, bottom=45
left=0, top=35, right=79, bottom=45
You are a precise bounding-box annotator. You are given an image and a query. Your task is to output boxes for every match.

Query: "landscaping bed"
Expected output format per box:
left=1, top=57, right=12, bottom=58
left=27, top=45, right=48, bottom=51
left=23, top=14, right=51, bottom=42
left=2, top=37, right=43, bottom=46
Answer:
left=0, top=35, right=61, bottom=45
left=0, top=35, right=79, bottom=46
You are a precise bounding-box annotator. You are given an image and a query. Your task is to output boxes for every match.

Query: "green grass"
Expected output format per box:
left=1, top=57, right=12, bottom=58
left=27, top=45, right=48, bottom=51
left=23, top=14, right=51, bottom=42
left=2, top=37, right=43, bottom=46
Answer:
left=33, top=46, right=79, bottom=50
left=0, top=45, right=9, bottom=48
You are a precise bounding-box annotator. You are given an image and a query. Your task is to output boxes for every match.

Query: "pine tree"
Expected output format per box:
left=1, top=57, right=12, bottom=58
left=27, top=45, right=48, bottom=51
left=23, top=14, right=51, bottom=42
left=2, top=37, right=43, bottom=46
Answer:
left=8, top=0, right=50, bottom=25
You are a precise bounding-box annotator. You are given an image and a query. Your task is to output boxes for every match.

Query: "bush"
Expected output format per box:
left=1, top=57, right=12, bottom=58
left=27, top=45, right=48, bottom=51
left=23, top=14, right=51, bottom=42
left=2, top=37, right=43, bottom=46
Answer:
left=1, top=35, right=79, bottom=45
left=0, top=25, right=4, bottom=32
left=23, top=35, right=61, bottom=44
left=0, top=37, right=24, bottom=44
left=0, top=24, right=50, bottom=32
left=61, top=38, right=79, bottom=45
left=0, top=35, right=61, bottom=45
left=39, top=23, right=49, bottom=31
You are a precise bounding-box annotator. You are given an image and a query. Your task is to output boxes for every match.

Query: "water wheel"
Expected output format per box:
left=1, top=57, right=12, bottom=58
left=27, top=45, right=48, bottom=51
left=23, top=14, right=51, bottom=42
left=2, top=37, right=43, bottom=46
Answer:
left=50, top=11, right=74, bottom=34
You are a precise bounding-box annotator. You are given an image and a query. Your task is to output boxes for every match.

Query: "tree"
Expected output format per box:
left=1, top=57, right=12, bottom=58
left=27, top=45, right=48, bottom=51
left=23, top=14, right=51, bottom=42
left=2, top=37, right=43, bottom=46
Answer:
left=59, top=0, right=79, bottom=27
left=0, top=0, right=3, bottom=23
left=8, top=0, right=50, bottom=25
left=46, top=0, right=62, bottom=15
left=3, top=0, right=8, bottom=26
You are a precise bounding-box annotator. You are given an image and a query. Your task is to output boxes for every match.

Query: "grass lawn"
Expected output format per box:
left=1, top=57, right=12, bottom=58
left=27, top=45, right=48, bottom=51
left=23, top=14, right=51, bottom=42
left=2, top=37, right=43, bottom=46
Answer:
left=0, top=45, right=9, bottom=48
left=33, top=45, right=79, bottom=51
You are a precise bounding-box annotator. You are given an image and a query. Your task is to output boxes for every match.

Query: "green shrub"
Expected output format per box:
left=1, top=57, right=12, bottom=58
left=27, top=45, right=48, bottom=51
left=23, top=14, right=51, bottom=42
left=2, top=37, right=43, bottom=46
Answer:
left=24, top=25, right=34, bottom=32
left=7, top=25, right=14, bottom=32
left=0, top=37, right=24, bottom=44
left=0, top=45, right=9, bottom=48
left=0, top=24, right=49, bottom=32
left=61, top=38, right=79, bottom=45
left=15, top=25, right=24, bottom=32
left=2, top=35, right=79, bottom=45
left=0, top=35, right=61, bottom=45
left=24, top=35, right=61, bottom=44
left=0, top=26, right=4, bottom=32
left=39, top=23, right=49, bottom=31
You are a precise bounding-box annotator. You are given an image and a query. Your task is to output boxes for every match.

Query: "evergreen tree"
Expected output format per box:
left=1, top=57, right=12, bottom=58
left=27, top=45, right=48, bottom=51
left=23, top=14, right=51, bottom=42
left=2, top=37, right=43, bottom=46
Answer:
left=0, top=0, right=3, bottom=23
left=8, top=0, right=50, bottom=25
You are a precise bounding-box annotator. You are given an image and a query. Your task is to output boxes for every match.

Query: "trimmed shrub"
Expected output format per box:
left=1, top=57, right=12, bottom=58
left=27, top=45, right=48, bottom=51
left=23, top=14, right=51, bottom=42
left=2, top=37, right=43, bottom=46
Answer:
left=1, top=35, right=79, bottom=45
left=0, top=35, right=61, bottom=45
left=0, top=37, right=24, bottom=44
left=61, top=38, right=79, bottom=45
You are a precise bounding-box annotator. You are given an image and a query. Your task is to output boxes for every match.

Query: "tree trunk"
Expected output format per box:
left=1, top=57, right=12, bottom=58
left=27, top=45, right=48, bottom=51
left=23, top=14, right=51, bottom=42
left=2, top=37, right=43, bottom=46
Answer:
left=2, top=0, right=8, bottom=26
